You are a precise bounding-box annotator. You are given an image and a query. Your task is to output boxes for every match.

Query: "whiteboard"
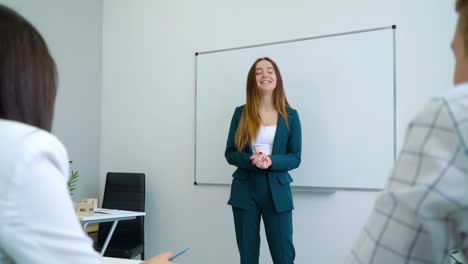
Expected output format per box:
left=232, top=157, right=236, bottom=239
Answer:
left=195, top=26, right=395, bottom=189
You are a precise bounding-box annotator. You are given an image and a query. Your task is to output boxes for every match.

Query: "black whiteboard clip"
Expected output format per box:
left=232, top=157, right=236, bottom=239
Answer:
left=194, top=181, right=198, bottom=185
left=392, top=25, right=396, bottom=29
left=195, top=52, right=199, bottom=56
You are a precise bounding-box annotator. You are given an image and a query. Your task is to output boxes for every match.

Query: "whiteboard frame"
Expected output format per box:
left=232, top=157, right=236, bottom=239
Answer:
left=194, top=25, right=397, bottom=191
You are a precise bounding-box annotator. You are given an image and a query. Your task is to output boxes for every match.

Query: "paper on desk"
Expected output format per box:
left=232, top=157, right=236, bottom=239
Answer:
left=94, top=208, right=113, bottom=213
left=94, top=208, right=128, bottom=214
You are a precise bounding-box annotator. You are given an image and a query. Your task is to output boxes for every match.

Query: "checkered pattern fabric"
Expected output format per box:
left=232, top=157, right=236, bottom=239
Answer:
left=346, top=83, right=468, bottom=264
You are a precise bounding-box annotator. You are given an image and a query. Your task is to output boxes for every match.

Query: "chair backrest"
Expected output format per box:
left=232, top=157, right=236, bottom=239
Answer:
left=97, top=172, right=145, bottom=247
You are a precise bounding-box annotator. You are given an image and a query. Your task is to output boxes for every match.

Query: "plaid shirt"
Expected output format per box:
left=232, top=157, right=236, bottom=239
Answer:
left=346, top=83, right=468, bottom=264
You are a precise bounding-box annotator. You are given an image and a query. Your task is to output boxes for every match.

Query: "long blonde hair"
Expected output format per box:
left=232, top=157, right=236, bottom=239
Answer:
left=234, top=57, right=290, bottom=152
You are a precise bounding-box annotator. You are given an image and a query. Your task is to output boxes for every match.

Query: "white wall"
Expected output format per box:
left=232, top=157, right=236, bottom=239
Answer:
left=0, top=0, right=103, bottom=201
left=101, top=0, right=457, bottom=263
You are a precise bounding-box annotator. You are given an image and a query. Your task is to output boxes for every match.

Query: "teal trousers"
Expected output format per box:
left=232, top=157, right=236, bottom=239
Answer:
left=232, top=172, right=295, bottom=264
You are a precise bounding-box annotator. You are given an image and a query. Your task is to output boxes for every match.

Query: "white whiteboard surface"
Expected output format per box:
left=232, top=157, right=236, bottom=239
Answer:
left=195, top=27, right=395, bottom=189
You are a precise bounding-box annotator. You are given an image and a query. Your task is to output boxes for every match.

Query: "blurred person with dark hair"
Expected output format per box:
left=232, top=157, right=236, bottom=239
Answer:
left=0, top=4, right=171, bottom=264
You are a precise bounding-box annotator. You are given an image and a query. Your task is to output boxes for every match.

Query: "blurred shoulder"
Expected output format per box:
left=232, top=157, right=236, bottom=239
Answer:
left=412, top=87, right=468, bottom=125
left=0, top=119, right=69, bottom=180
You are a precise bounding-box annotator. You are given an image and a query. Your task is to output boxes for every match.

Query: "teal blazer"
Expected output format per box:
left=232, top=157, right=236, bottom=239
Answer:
left=225, top=105, right=302, bottom=213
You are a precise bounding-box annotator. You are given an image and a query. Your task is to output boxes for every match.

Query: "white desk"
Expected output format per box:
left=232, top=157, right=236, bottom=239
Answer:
left=101, top=257, right=141, bottom=263
left=79, top=209, right=146, bottom=256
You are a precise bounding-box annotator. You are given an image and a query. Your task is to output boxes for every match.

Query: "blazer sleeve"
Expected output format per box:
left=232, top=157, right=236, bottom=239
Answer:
left=269, top=109, right=302, bottom=172
left=0, top=131, right=100, bottom=264
left=224, top=107, right=260, bottom=171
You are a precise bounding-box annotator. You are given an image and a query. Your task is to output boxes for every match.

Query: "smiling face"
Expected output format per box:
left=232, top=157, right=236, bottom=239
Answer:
left=255, top=60, right=277, bottom=93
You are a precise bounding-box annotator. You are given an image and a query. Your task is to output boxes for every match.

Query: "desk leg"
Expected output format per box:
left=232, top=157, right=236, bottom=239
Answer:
left=100, top=220, right=119, bottom=256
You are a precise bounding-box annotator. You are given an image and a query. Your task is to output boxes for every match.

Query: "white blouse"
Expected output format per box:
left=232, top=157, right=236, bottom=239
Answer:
left=0, top=120, right=100, bottom=264
left=252, top=125, right=277, bottom=155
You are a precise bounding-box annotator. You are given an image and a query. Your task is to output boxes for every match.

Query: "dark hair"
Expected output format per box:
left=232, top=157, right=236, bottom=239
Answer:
left=0, top=4, right=57, bottom=131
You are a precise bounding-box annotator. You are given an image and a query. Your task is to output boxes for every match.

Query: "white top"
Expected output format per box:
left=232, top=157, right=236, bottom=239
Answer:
left=346, top=82, right=468, bottom=263
left=252, top=125, right=276, bottom=156
left=0, top=120, right=100, bottom=264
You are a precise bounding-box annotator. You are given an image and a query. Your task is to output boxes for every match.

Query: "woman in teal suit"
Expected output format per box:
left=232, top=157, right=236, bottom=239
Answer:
left=225, top=57, right=302, bottom=264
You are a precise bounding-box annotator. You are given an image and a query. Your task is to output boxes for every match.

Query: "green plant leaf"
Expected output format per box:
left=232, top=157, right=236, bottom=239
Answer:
left=67, top=160, right=79, bottom=198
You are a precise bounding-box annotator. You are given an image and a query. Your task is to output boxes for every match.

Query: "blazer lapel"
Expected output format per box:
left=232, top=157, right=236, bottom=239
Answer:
left=272, top=113, right=285, bottom=155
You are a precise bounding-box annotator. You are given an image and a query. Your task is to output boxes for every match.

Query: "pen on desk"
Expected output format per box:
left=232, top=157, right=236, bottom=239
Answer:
left=168, top=247, right=190, bottom=261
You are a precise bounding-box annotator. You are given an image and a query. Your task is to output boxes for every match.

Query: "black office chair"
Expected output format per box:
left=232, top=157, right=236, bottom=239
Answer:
left=95, top=172, right=145, bottom=260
